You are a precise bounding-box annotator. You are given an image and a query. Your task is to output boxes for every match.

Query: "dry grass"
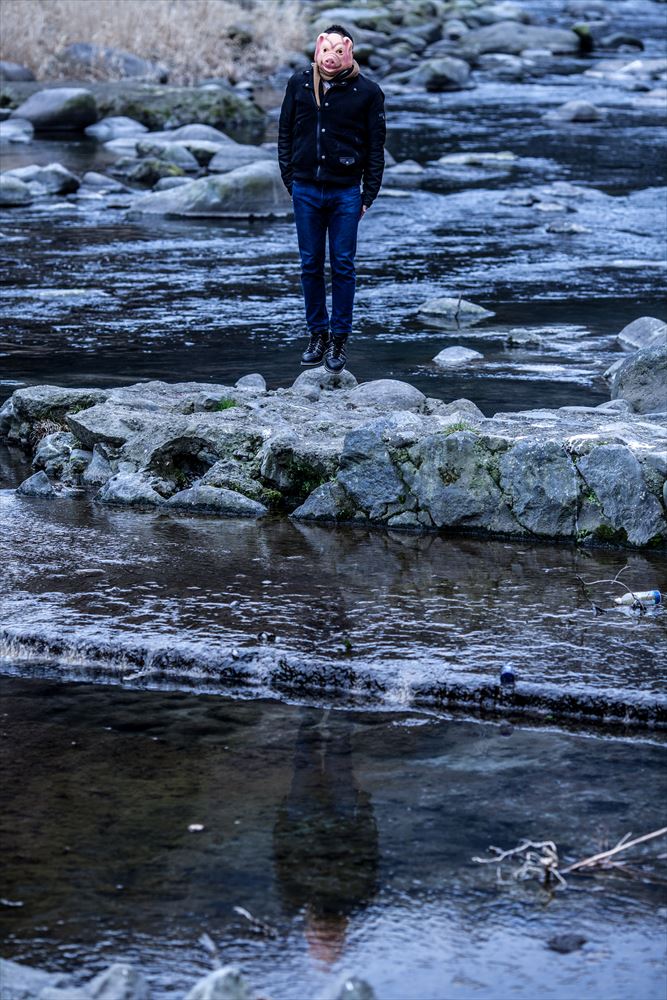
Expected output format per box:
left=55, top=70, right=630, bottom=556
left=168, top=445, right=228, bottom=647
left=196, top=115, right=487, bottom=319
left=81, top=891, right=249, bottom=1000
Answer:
left=0, top=0, right=308, bottom=84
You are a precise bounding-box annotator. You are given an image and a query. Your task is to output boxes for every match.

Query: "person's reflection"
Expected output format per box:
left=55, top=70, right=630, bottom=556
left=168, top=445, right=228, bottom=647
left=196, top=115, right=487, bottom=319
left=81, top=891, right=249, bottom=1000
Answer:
left=273, top=707, right=378, bottom=967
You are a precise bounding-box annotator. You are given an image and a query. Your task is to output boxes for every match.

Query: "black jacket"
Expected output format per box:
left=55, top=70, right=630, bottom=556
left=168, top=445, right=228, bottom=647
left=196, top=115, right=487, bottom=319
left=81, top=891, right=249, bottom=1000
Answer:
left=278, top=68, right=386, bottom=208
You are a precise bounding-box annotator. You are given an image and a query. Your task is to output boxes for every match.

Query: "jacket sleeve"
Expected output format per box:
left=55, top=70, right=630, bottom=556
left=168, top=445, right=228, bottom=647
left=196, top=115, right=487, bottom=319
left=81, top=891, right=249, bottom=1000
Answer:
left=362, top=86, right=386, bottom=208
left=278, top=78, right=295, bottom=194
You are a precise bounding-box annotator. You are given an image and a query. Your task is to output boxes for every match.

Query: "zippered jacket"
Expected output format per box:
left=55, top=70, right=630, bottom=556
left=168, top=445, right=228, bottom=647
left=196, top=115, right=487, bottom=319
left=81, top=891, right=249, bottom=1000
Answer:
left=278, top=68, right=386, bottom=208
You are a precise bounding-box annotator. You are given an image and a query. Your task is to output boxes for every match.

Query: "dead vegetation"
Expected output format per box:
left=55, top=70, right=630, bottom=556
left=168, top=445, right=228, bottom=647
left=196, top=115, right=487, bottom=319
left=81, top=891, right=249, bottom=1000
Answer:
left=473, top=827, right=667, bottom=890
left=0, top=0, right=307, bottom=85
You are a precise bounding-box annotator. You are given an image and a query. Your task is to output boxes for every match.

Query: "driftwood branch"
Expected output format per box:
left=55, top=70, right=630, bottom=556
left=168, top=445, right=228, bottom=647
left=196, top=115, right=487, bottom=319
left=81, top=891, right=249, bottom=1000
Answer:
left=561, top=827, right=667, bottom=874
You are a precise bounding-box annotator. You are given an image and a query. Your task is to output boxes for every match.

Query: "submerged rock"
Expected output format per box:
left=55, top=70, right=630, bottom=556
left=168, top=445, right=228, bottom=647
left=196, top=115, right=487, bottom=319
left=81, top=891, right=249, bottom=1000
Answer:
left=184, top=965, right=254, bottom=1000
left=85, top=115, right=148, bottom=140
left=433, top=346, right=484, bottom=367
left=4, top=162, right=80, bottom=194
left=418, top=296, right=495, bottom=325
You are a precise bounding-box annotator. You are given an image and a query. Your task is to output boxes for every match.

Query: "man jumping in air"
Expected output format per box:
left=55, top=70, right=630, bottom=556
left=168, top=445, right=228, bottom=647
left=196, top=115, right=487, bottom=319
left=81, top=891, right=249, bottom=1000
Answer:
left=278, top=24, right=386, bottom=373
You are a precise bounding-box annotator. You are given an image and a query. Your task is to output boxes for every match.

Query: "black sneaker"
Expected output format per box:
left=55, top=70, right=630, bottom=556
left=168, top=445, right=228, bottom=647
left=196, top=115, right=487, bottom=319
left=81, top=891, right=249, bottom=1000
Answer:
left=301, top=331, right=330, bottom=366
left=324, top=336, right=347, bottom=374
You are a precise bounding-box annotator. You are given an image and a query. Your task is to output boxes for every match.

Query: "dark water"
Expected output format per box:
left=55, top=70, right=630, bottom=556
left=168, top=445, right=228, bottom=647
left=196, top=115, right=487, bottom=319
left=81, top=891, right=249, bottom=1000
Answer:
left=1, top=676, right=666, bottom=999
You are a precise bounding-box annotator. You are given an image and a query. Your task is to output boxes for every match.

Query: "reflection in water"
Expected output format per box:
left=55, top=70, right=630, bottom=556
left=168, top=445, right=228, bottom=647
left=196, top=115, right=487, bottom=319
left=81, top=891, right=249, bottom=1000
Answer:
left=274, top=709, right=378, bottom=966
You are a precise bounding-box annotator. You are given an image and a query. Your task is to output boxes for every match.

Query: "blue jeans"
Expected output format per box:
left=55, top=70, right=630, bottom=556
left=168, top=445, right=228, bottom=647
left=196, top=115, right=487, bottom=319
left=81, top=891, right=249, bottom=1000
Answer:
left=292, top=180, right=362, bottom=339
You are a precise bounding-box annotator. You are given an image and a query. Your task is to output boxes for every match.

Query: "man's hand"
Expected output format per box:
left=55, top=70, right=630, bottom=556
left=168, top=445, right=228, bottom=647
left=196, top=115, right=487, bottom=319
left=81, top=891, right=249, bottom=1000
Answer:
left=360, top=204, right=369, bottom=220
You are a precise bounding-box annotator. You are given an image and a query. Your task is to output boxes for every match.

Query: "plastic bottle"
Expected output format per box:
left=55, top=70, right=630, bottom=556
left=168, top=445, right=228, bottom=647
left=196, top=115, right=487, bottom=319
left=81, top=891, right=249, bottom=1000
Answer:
left=500, top=665, right=516, bottom=686
left=614, top=590, right=662, bottom=606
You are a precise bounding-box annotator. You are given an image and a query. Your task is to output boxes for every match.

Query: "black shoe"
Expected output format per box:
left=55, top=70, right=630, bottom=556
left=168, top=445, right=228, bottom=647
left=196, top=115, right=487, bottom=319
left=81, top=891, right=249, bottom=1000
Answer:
left=301, top=331, right=330, bottom=367
left=324, top=336, right=347, bottom=374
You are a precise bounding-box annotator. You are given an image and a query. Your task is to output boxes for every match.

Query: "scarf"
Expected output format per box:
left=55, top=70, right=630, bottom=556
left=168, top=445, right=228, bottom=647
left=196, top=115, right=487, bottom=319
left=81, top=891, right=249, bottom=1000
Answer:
left=311, top=59, right=361, bottom=109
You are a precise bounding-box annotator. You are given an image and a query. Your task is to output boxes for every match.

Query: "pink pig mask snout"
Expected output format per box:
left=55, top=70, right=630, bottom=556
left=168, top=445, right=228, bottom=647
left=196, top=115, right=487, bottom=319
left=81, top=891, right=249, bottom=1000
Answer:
left=314, top=32, right=354, bottom=74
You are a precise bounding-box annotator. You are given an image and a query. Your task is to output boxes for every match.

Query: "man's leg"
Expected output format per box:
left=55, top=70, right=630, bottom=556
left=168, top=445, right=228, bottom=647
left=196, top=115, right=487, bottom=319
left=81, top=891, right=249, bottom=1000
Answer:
left=326, top=184, right=362, bottom=372
left=292, top=181, right=330, bottom=364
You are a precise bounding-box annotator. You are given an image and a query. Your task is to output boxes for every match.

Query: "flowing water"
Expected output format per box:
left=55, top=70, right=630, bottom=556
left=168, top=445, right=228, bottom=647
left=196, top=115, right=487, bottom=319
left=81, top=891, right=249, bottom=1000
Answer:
left=1, top=1, right=666, bottom=995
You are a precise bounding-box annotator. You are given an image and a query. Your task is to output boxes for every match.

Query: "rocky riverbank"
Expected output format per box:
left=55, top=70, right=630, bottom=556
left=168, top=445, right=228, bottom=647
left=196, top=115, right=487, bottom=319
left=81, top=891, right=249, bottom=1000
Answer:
left=2, top=331, right=665, bottom=548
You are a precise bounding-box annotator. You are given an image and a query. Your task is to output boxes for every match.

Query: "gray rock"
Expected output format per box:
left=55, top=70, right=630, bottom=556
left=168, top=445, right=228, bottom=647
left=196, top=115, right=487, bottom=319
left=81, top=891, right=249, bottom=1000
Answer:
left=318, top=974, right=377, bottom=1000
left=5, top=162, right=80, bottom=194
left=337, top=423, right=406, bottom=519
left=39, top=962, right=148, bottom=999
left=290, top=480, right=353, bottom=521
left=617, top=316, right=666, bottom=351
left=83, top=445, right=114, bottom=485
left=11, top=385, right=107, bottom=425
left=418, top=296, right=495, bottom=324
left=33, top=430, right=76, bottom=471
left=166, top=484, right=267, bottom=517
left=56, top=42, right=168, bottom=83
left=477, top=52, right=525, bottom=77
left=433, top=346, right=483, bottom=367
left=410, top=431, right=516, bottom=532
left=16, top=470, right=57, bottom=498
left=349, top=379, right=425, bottom=412
left=85, top=116, right=147, bottom=140
left=208, top=142, right=273, bottom=173
left=155, top=123, right=235, bottom=144
left=409, top=56, right=471, bottom=91
left=547, top=933, right=587, bottom=954
left=0, top=117, right=34, bottom=143
left=546, top=100, right=602, bottom=122
left=578, top=445, right=665, bottom=545
left=153, top=176, right=192, bottom=191
left=96, top=472, right=163, bottom=506
left=80, top=171, right=127, bottom=191
left=259, top=431, right=339, bottom=498
left=0, top=958, right=69, bottom=1000
left=611, top=342, right=667, bottom=414
left=10, top=87, right=98, bottom=130
left=0, top=174, right=32, bottom=206
left=235, top=373, right=266, bottom=390
left=135, top=138, right=200, bottom=171
left=129, top=160, right=292, bottom=218
left=500, top=440, right=578, bottom=536
left=291, top=367, right=358, bottom=395
left=0, top=60, right=35, bottom=81
left=472, top=1, right=531, bottom=24
left=460, top=20, right=580, bottom=57
left=184, top=965, right=254, bottom=1000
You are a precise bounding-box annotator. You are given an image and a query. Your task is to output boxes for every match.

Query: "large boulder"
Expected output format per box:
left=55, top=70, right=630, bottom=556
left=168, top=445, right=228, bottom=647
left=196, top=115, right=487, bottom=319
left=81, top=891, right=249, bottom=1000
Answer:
left=55, top=42, right=168, bottom=83
left=499, top=440, right=578, bottom=537
left=337, top=422, right=406, bottom=520
left=93, top=83, right=264, bottom=134
left=459, top=21, right=581, bottom=58
left=96, top=472, right=163, bottom=506
left=0, top=60, right=35, bottom=81
left=0, top=958, right=68, bottom=999
left=617, top=316, right=666, bottom=351
left=128, top=160, right=292, bottom=218
left=10, top=87, right=98, bottom=130
left=16, top=470, right=57, bottom=498
left=0, top=174, right=32, bottom=206
left=611, top=342, right=667, bottom=414
left=408, top=56, right=471, bottom=91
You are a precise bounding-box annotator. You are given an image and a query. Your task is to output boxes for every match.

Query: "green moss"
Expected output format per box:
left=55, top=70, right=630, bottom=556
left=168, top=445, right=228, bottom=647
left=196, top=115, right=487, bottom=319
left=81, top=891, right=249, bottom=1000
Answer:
left=440, top=421, right=476, bottom=435
left=213, top=398, right=237, bottom=411
left=594, top=524, right=628, bottom=544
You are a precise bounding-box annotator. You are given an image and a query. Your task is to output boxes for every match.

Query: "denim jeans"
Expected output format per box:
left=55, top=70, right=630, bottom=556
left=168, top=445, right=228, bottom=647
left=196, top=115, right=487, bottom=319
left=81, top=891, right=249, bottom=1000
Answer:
left=292, top=180, right=362, bottom=340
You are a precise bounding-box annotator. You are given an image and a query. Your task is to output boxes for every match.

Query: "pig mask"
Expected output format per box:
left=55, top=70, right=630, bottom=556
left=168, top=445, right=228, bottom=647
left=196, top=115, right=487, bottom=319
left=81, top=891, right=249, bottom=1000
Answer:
left=314, top=32, right=354, bottom=79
